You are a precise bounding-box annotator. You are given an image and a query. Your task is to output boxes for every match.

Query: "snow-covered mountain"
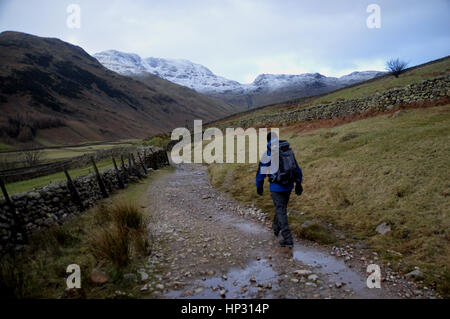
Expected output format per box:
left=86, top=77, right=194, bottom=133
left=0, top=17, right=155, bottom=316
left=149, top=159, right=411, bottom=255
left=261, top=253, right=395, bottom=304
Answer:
left=94, top=50, right=384, bottom=108
left=94, top=50, right=242, bottom=94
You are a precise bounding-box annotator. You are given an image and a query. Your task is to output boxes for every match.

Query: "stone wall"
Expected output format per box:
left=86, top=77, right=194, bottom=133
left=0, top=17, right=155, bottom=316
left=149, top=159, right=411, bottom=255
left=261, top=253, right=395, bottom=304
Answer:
left=223, top=75, right=450, bottom=129
left=0, top=147, right=170, bottom=254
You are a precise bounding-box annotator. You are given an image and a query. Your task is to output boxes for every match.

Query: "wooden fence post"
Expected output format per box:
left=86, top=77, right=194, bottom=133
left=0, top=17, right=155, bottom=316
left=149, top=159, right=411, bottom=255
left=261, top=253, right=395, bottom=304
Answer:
left=91, top=157, right=108, bottom=198
left=120, top=155, right=126, bottom=171
left=0, top=176, right=28, bottom=243
left=143, top=149, right=148, bottom=169
left=112, top=157, right=125, bottom=189
left=137, top=152, right=148, bottom=174
left=128, top=153, right=133, bottom=175
left=146, top=148, right=155, bottom=170
left=120, top=155, right=128, bottom=182
left=64, top=169, right=83, bottom=208
left=0, top=176, right=13, bottom=208
left=164, top=151, right=170, bottom=165
left=130, top=153, right=142, bottom=178
left=150, top=152, right=158, bottom=170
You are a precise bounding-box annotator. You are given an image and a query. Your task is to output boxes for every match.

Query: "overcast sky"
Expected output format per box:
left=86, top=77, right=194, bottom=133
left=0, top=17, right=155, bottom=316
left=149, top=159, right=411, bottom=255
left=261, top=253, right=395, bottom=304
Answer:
left=0, top=0, right=449, bottom=83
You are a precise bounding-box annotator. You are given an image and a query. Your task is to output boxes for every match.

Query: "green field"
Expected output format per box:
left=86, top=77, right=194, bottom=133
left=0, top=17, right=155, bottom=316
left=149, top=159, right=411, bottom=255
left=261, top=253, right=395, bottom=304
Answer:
left=0, top=141, right=135, bottom=163
left=0, top=140, right=139, bottom=195
left=5, top=157, right=122, bottom=195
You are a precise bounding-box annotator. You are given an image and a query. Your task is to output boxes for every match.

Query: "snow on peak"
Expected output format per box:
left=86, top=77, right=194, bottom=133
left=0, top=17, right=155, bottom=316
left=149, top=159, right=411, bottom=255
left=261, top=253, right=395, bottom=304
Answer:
left=94, top=50, right=384, bottom=95
left=94, top=50, right=241, bottom=93
left=93, top=50, right=151, bottom=75
left=339, top=71, right=385, bottom=84
left=143, top=57, right=242, bottom=92
left=252, top=73, right=331, bottom=90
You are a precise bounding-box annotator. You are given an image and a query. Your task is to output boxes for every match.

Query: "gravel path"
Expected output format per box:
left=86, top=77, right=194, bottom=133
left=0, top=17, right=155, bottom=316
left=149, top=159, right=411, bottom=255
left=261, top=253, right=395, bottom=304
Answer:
left=140, top=163, right=405, bottom=299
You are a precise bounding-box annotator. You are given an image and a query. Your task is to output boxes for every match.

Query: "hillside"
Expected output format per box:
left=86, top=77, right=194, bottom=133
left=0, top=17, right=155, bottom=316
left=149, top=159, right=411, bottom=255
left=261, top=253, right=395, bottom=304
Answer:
left=213, top=56, right=450, bottom=126
left=206, top=56, right=450, bottom=296
left=208, top=104, right=450, bottom=296
left=0, top=32, right=238, bottom=146
left=94, top=50, right=384, bottom=109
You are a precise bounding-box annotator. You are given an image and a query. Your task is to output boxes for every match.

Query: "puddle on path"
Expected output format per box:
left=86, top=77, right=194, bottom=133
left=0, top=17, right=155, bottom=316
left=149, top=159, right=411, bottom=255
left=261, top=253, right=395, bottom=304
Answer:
left=166, top=258, right=278, bottom=299
left=293, top=247, right=390, bottom=298
left=216, top=214, right=264, bottom=235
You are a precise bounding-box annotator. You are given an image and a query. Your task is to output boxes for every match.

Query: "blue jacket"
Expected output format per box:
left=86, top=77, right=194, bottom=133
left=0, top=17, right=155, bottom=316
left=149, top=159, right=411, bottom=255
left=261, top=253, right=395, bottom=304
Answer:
left=256, top=139, right=303, bottom=193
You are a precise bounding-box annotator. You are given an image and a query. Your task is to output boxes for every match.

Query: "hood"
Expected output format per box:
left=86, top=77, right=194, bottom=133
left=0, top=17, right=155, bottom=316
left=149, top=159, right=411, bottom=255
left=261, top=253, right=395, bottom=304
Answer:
left=267, top=139, right=290, bottom=152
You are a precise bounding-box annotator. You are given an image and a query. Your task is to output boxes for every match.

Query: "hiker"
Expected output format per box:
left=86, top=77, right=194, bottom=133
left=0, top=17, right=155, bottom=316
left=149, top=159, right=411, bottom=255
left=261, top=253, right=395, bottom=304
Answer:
left=256, top=132, right=303, bottom=248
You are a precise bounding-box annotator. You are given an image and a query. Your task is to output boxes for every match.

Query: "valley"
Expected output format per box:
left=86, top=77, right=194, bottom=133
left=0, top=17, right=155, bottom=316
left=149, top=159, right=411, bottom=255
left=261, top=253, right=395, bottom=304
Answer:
left=0, top=31, right=237, bottom=147
left=0, top=30, right=448, bottom=301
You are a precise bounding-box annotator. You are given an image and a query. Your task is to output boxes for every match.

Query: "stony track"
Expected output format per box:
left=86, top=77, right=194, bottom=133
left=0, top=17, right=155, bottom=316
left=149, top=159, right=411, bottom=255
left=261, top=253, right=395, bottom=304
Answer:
left=138, top=163, right=420, bottom=299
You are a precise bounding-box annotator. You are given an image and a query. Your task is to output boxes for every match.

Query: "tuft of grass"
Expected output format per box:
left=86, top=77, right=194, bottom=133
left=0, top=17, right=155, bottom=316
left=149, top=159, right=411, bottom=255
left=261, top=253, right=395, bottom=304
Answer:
left=90, top=201, right=149, bottom=268
left=111, top=202, right=144, bottom=231
left=295, top=223, right=336, bottom=244
left=91, top=223, right=131, bottom=268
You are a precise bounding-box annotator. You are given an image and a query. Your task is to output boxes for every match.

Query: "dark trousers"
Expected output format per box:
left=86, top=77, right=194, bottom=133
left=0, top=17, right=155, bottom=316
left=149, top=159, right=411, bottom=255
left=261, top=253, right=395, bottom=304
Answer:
left=271, top=191, right=293, bottom=243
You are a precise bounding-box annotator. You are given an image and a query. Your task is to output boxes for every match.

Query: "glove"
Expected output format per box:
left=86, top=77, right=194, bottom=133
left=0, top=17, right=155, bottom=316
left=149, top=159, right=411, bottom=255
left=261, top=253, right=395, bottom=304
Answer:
left=295, top=183, right=303, bottom=196
left=257, top=186, right=263, bottom=196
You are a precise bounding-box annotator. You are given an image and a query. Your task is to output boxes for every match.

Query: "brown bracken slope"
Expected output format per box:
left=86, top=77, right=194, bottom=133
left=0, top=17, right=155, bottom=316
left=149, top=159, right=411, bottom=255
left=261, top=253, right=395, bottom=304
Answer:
left=0, top=31, right=240, bottom=145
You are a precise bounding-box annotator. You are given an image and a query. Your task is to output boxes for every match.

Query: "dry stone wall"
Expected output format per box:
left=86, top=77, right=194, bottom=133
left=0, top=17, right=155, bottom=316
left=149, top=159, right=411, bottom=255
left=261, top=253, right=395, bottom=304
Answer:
left=223, top=75, right=450, bottom=129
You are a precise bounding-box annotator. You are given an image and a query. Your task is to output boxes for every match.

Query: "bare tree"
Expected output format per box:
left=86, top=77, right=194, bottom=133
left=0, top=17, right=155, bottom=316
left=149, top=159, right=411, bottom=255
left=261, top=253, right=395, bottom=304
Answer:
left=386, top=58, right=409, bottom=78
left=21, top=149, right=43, bottom=167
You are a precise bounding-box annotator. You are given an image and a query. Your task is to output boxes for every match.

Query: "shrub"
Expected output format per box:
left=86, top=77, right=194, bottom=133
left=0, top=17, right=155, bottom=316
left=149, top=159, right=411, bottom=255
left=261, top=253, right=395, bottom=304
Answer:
left=20, top=148, right=43, bottom=167
left=386, top=58, right=409, bottom=78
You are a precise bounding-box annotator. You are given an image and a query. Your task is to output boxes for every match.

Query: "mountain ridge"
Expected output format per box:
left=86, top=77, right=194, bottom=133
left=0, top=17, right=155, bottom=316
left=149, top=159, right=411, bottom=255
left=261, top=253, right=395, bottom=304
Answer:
left=0, top=31, right=240, bottom=145
left=94, top=50, right=385, bottom=108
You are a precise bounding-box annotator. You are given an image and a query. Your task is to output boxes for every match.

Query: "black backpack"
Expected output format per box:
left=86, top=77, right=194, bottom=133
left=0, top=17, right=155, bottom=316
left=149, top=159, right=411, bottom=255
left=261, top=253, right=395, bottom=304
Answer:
left=269, top=143, right=299, bottom=186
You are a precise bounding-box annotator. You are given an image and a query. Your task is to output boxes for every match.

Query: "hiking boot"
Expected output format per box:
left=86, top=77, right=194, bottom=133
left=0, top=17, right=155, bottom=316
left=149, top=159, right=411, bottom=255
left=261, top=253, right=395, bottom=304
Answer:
left=279, top=239, right=293, bottom=248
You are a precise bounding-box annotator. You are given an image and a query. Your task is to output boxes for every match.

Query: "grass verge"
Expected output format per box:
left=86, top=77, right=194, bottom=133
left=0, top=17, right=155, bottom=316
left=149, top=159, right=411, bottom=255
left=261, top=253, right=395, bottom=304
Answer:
left=0, top=169, right=170, bottom=299
left=207, top=104, right=450, bottom=296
